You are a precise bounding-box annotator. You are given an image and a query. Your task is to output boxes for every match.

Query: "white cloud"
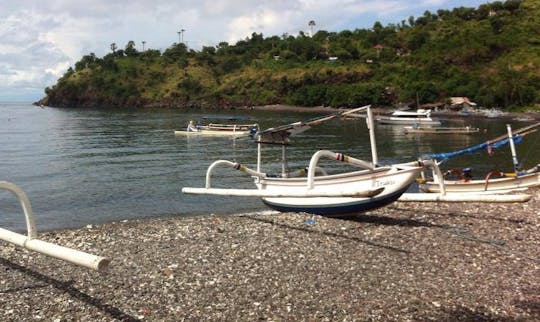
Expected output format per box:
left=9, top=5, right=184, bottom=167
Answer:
left=0, top=0, right=487, bottom=101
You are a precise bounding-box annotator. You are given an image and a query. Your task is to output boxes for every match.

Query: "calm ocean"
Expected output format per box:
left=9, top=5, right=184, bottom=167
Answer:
left=1, top=102, right=536, bottom=231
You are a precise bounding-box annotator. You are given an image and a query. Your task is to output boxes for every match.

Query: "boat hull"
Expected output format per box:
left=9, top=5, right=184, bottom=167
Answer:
left=174, top=129, right=253, bottom=137
left=376, top=117, right=441, bottom=126
left=257, top=166, right=422, bottom=216
left=404, top=126, right=479, bottom=135
left=419, top=172, right=540, bottom=193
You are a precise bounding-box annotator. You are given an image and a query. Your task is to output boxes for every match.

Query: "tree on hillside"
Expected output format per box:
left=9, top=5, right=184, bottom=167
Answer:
left=125, top=41, right=138, bottom=56
left=309, top=20, right=316, bottom=37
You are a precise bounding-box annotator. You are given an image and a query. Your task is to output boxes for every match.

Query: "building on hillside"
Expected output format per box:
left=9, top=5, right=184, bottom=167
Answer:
left=449, top=97, right=477, bottom=110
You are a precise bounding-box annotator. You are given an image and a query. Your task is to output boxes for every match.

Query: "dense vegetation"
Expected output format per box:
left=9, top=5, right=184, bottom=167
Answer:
left=40, top=0, right=540, bottom=110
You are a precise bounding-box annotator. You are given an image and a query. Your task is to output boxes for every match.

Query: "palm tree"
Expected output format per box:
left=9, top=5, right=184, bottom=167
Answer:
left=142, top=41, right=146, bottom=51
left=308, top=20, right=316, bottom=37
left=110, top=43, right=117, bottom=53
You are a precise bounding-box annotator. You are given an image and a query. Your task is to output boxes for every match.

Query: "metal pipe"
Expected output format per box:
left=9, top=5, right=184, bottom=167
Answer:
left=506, top=124, right=519, bottom=174
left=205, top=160, right=264, bottom=188
left=399, top=193, right=531, bottom=203
left=306, top=150, right=374, bottom=189
left=420, top=159, right=446, bottom=195
left=0, top=181, right=110, bottom=271
left=256, top=135, right=262, bottom=173
left=0, top=228, right=110, bottom=271
left=182, top=187, right=384, bottom=198
left=366, top=106, right=378, bottom=165
left=281, top=145, right=288, bottom=177
left=0, top=181, right=36, bottom=238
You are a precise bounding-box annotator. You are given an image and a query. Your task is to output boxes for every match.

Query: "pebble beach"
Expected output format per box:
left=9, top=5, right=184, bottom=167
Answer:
left=1, top=189, right=539, bottom=321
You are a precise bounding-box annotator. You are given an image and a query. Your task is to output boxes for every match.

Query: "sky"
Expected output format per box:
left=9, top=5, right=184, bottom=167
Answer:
left=0, top=0, right=490, bottom=102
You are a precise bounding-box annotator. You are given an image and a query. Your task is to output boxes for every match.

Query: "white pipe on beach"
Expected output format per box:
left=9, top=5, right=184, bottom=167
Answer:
left=0, top=181, right=110, bottom=271
left=398, top=193, right=531, bottom=203
left=0, top=227, right=110, bottom=271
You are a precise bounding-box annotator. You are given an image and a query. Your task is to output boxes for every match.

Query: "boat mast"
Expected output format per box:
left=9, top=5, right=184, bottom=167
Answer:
left=506, top=124, right=520, bottom=174
left=366, top=106, right=378, bottom=165
left=256, top=134, right=262, bottom=173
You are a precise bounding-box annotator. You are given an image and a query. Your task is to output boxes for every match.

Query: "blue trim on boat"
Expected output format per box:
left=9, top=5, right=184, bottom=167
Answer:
left=261, top=187, right=409, bottom=216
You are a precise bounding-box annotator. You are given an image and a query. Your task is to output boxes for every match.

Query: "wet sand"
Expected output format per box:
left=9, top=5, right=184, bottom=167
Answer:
left=1, top=188, right=539, bottom=321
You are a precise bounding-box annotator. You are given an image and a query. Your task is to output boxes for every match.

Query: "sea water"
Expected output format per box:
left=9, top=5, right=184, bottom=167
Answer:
left=1, top=102, right=536, bottom=231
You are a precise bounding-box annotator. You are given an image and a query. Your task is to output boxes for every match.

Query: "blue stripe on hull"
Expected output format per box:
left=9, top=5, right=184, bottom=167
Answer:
left=261, top=187, right=409, bottom=216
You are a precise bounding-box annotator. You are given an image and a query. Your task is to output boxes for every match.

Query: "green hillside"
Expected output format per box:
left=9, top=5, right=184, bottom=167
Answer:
left=40, top=0, right=540, bottom=110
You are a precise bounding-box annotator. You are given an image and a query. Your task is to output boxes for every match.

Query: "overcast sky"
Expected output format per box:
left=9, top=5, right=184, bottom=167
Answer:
left=0, top=0, right=489, bottom=102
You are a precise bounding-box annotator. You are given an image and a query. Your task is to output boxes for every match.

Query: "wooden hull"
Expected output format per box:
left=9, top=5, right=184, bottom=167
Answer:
left=419, top=172, right=540, bottom=193
left=257, top=166, right=422, bottom=216
left=404, top=126, right=479, bottom=135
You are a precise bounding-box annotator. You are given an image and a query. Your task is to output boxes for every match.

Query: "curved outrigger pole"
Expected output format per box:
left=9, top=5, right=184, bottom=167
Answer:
left=0, top=181, right=110, bottom=271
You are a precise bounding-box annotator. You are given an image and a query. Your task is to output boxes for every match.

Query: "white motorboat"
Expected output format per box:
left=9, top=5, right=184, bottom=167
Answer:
left=376, top=109, right=442, bottom=126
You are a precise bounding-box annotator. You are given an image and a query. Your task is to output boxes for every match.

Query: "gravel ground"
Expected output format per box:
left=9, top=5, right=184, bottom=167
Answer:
left=1, top=189, right=539, bottom=321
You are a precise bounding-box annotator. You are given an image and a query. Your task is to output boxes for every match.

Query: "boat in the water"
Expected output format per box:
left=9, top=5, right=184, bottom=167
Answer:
left=174, top=116, right=259, bottom=138
left=418, top=122, right=540, bottom=194
left=376, top=109, right=442, bottom=126
left=403, top=125, right=480, bottom=135
left=182, top=105, right=424, bottom=216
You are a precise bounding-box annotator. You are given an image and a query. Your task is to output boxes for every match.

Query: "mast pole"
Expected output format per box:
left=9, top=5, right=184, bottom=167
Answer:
left=506, top=124, right=520, bottom=175
left=366, top=106, right=378, bottom=165
left=257, top=135, right=262, bottom=173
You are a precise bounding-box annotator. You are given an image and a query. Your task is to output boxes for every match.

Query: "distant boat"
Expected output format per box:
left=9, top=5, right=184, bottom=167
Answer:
left=513, top=116, right=535, bottom=122
left=403, top=126, right=480, bottom=135
left=483, top=108, right=506, bottom=118
left=174, top=116, right=259, bottom=138
left=376, top=109, right=441, bottom=126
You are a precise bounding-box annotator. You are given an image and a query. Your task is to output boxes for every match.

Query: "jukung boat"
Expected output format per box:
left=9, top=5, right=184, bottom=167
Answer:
left=174, top=116, right=259, bottom=138
left=376, top=109, right=442, bottom=126
left=182, top=105, right=424, bottom=216
left=418, top=122, right=540, bottom=194
left=403, top=125, right=480, bottom=135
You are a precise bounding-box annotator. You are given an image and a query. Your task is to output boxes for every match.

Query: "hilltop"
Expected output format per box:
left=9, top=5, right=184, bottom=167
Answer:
left=39, top=0, right=540, bottom=110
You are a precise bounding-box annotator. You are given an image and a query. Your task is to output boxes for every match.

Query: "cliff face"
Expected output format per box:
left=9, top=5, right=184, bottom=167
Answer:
left=40, top=0, right=540, bottom=110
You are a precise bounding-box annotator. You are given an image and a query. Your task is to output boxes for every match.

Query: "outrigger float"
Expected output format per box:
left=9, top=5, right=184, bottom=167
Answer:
left=0, top=181, right=110, bottom=271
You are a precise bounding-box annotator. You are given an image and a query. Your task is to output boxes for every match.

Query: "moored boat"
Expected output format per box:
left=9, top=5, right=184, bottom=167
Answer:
left=419, top=122, right=540, bottom=194
left=403, top=126, right=480, bottom=135
left=182, top=106, right=424, bottom=216
left=376, top=109, right=442, bottom=126
left=174, top=116, right=259, bottom=138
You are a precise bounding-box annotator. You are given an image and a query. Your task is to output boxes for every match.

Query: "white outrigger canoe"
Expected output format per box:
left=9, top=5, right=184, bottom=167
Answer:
left=174, top=116, right=259, bottom=138
left=182, top=105, right=424, bottom=216
left=418, top=122, right=540, bottom=194
left=404, top=126, right=480, bottom=135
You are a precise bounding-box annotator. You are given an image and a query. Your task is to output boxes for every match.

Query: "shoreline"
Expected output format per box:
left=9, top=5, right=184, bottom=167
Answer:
left=1, top=189, right=539, bottom=321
